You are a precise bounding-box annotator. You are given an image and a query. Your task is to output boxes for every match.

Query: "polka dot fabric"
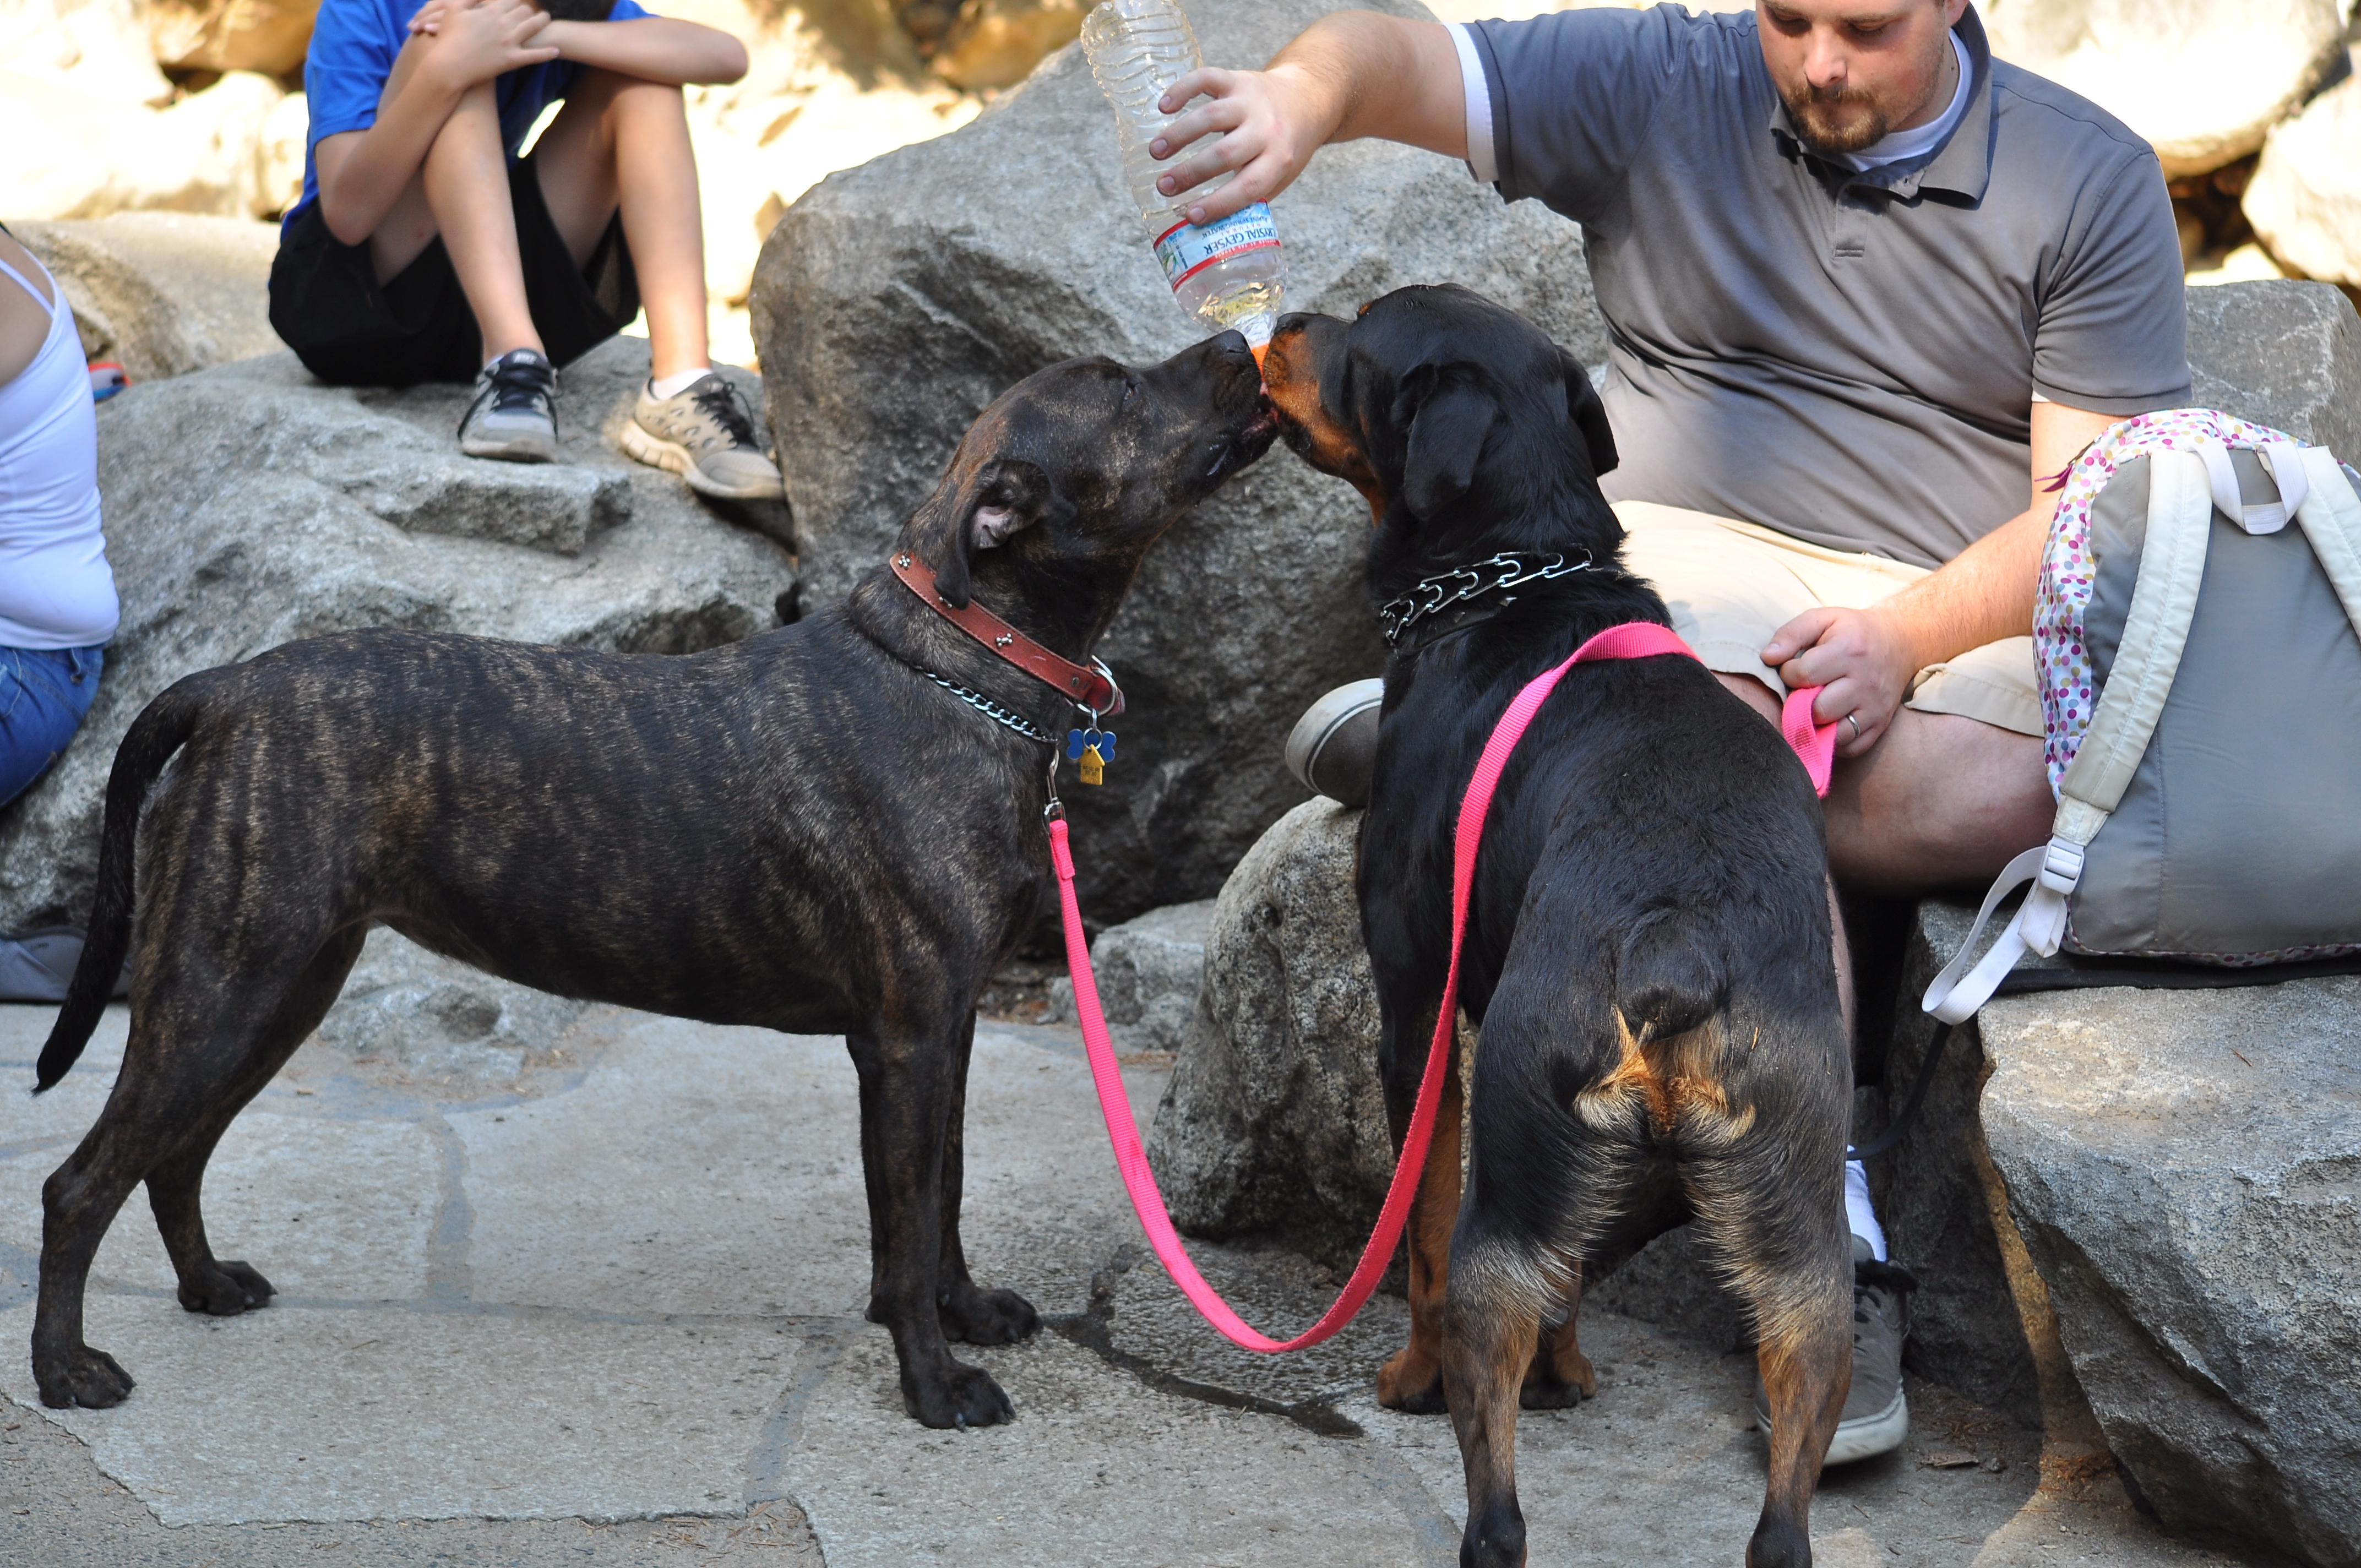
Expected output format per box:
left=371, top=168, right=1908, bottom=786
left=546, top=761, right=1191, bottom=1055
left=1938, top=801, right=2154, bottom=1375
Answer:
left=2034, top=407, right=2297, bottom=796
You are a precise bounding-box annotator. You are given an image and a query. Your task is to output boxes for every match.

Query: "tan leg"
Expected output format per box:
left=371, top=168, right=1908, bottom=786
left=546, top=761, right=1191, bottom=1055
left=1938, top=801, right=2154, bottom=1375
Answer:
left=405, top=80, right=544, bottom=360
left=530, top=68, right=710, bottom=379
left=1444, top=1263, right=1542, bottom=1568
left=1749, top=1303, right=1851, bottom=1568
left=1378, top=1019, right=1461, bottom=1413
left=1519, top=1277, right=1597, bottom=1408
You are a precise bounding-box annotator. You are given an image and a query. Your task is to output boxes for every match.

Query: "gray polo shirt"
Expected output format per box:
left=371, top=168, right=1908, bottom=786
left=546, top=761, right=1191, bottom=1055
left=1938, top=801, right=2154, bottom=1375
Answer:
left=1462, top=3, right=2190, bottom=568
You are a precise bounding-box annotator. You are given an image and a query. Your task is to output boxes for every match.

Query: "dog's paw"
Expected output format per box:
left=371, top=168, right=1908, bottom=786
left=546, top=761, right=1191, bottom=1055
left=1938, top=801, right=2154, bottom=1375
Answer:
left=902, top=1361, right=1016, bottom=1430
left=36, top=1344, right=135, bottom=1409
left=937, top=1281, right=1040, bottom=1346
left=1376, top=1348, right=1449, bottom=1415
left=176, top=1259, right=274, bottom=1317
left=1518, top=1375, right=1586, bottom=1410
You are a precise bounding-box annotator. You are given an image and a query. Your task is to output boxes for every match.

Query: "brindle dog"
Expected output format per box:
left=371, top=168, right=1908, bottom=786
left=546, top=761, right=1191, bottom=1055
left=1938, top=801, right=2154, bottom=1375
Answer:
left=30, top=333, right=1276, bottom=1430
left=1261, top=287, right=1851, bottom=1568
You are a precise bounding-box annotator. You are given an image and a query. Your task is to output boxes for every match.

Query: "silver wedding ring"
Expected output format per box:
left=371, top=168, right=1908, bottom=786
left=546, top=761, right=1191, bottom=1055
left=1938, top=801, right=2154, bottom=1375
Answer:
left=1845, top=714, right=1862, bottom=744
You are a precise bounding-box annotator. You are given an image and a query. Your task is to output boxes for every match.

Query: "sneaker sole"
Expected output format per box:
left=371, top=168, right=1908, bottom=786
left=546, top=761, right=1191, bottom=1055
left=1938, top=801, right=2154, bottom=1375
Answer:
left=619, top=419, right=785, bottom=502
left=1756, top=1388, right=1910, bottom=1466
left=459, top=433, right=557, bottom=464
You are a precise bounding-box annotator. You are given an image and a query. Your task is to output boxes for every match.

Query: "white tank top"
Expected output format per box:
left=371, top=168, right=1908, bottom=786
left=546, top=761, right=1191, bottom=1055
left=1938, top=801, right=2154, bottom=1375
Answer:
left=0, top=246, right=119, bottom=650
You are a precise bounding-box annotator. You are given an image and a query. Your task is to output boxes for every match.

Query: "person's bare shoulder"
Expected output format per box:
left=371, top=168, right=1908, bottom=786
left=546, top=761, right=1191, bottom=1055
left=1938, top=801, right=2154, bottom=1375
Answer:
left=0, top=230, right=58, bottom=389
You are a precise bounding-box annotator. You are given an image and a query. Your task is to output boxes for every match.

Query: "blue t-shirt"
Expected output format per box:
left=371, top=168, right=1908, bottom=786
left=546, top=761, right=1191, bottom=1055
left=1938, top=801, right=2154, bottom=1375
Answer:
left=286, top=0, right=651, bottom=233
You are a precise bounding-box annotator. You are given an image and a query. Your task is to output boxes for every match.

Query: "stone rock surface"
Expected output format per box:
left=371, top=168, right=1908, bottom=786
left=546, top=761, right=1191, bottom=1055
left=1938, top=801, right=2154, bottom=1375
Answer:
left=3, top=67, right=288, bottom=220
left=1145, top=801, right=1395, bottom=1269
left=1045, top=897, right=1212, bottom=1055
left=1983, top=0, right=2346, bottom=176
left=1975, top=947, right=2361, bottom=1561
left=2244, top=58, right=2361, bottom=289
left=147, top=0, right=320, bottom=78
left=312, top=930, right=591, bottom=1085
left=750, top=0, right=1607, bottom=925
left=929, top=0, right=1087, bottom=90
left=0, top=337, right=795, bottom=933
left=2184, top=279, right=2361, bottom=458
left=0, top=0, right=175, bottom=111
left=10, top=211, right=282, bottom=382
left=1892, top=902, right=2361, bottom=1566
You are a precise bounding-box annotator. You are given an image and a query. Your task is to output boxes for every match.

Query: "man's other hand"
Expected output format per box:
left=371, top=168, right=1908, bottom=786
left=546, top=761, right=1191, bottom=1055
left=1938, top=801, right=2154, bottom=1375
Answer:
left=1764, top=606, right=1922, bottom=758
left=1141, top=13, right=1467, bottom=227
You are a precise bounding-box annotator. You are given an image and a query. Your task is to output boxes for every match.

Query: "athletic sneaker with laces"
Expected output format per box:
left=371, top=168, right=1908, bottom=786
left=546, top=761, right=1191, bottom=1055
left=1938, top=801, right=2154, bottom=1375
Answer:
left=621, top=372, right=786, bottom=500
left=1754, top=1235, right=1915, bottom=1464
left=458, top=349, right=559, bottom=463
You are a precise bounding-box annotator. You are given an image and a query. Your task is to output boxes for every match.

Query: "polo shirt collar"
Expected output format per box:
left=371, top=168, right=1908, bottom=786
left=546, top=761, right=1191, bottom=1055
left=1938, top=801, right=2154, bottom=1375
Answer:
left=1765, top=3, right=1997, bottom=202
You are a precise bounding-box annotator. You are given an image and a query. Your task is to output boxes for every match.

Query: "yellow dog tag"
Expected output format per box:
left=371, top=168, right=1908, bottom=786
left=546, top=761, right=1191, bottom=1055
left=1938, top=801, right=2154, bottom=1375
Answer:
left=1079, top=745, right=1106, bottom=786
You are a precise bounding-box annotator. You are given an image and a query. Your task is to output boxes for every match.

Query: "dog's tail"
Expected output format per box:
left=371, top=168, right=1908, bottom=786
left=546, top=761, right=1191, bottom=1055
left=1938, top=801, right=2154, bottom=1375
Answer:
left=1613, top=911, right=1725, bottom=1048
left=35, top=671, right=222, bottom=1092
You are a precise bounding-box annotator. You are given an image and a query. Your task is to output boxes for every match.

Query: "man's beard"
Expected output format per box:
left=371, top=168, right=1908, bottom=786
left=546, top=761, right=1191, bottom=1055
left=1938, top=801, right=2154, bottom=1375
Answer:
left=1782, top=82, right=1892, bottom=156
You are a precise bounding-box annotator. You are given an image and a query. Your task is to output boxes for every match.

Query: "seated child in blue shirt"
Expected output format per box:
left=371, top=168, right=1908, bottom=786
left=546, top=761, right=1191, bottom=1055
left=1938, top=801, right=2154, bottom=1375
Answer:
left=270, top=0, right=783, bottom=499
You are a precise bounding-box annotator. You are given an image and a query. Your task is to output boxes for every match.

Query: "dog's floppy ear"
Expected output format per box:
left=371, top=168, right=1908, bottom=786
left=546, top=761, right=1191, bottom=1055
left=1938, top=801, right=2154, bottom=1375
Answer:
left=1395, top=364, right=1501, bottom=520
left=923, top=457, right=1074, bottom=609
left=1560, top=348, right=1618, bottom=477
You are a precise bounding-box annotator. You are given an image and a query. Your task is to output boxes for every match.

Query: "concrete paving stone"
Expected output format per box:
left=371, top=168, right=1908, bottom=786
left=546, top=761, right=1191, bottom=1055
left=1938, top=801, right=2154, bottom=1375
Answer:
left=0, top=1009, right=439, bottom=1305
left=454, top=1016, right=877, bottom=1319
left=0, top=1001, right=2290, bottom=1564
left=1097, top=1239, right=1413, bottom=1414
left=457, top=1015, right=1161, bottom=1325
left=0, top=1295, right=803, bottom=1524
left=781, top=1325, right=1426, bottom=1567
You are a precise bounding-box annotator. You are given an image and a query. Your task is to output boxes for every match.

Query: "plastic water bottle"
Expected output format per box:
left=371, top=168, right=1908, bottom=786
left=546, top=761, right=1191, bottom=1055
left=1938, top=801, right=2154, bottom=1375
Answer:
left=1080, top=0, right=1285, bottom=355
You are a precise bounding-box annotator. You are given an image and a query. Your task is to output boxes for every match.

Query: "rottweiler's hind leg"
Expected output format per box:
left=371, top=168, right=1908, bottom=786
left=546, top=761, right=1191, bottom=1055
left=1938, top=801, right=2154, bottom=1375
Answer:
left=1685, top=1137, right=1851, bottom=1568
left=148, top=926, right=368, bottom=1318
left=1377, top=1005, right=1461, bottom=1414
left=931, top=1010, right=1038, bottom=1348
left=1519, top=1278, right=1597, bottom=1409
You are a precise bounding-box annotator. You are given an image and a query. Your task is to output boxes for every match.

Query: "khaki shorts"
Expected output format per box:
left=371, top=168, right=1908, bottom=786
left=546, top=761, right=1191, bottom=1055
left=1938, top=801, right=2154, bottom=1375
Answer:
left=1613, top=502, right=2043, bottom=738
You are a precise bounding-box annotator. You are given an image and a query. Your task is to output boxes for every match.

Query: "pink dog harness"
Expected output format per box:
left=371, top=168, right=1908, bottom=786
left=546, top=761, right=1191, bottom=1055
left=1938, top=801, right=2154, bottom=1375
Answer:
left=1051, top=623, right=1835, bottom=1351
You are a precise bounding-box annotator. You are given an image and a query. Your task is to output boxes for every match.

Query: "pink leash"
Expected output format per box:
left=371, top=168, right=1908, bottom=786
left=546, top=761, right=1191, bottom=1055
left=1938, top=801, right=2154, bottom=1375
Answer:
left=1048, top=623, right=1837, bottom=1352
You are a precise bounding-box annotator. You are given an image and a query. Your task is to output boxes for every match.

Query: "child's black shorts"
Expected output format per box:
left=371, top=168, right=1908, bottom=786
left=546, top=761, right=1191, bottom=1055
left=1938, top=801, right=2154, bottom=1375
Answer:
left=268, top=150, right=640, bottom=388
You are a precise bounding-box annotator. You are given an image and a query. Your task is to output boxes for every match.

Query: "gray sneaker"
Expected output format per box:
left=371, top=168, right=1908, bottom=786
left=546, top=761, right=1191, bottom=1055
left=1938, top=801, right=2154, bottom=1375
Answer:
left=458, top=349, right=559, bottom=463
left=621, top=372, right=785, bottom=500
left=1754, top=1236, right=1914, bottom=1465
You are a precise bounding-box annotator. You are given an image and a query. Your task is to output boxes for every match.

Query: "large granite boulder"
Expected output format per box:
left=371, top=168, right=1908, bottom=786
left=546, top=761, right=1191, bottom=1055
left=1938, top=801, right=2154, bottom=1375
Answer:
left=2184, top=280, right=2361, bottom=458
left=749, top=0, right=1607, bottom=927
left=1895, top=905, right=2361, bottom=1567
left=1045, top=897, right=1215, bottom=1056
left=1983, top=0, right=2348, bottom=177
left=0, top=337, right=795, bottom=933
left=10, top=212, right=282, bottom=383
left=2243, top=58, right=2361, bottom=290
left=1144, top=801, right=1394, bottom=1270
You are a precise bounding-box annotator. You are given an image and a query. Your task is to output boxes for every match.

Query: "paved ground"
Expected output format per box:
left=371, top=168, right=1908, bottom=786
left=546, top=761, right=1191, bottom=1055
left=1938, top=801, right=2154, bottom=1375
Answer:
left=0, top=1001, right=2277, bottom=1565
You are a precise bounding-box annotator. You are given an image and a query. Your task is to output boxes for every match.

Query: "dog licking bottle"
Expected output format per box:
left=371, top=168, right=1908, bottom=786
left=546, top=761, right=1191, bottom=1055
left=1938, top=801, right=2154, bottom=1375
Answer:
left=1082, top=0, right=1286, bottom=362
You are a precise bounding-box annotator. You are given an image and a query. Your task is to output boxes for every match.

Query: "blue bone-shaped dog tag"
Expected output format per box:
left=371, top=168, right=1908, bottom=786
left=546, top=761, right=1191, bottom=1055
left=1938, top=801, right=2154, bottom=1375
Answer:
left=1065, top=728, right=1118, bottom=760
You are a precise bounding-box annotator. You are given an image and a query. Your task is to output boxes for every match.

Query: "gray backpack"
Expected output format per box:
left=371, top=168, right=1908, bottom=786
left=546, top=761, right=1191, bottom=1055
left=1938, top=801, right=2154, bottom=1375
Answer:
left=1925, top=411, right=2361, bottom=1023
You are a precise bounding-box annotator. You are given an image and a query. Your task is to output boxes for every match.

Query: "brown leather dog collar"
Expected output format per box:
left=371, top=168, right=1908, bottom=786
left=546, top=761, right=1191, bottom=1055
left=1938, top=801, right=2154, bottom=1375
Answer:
left=891, top=551, right=1123, bottom=715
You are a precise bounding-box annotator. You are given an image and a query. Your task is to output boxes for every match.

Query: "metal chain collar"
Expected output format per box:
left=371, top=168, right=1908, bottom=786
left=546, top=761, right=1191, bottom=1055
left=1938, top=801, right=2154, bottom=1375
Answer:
left=1378, top=549, right=1604, bottom=647
left=918, top=669, right=1059, bottom=746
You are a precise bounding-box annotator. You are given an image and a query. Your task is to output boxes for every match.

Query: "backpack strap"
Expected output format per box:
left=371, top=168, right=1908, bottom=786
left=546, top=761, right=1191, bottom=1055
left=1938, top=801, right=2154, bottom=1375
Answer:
left=2293, top=449, right=2361, bottom=644
left=1923, top=447, right=2216, bottom=1024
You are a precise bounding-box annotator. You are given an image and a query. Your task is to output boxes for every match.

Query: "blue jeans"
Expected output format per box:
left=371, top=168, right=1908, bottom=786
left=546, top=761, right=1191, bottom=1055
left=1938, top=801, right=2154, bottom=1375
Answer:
left=0, top=644, right=104, bottom=809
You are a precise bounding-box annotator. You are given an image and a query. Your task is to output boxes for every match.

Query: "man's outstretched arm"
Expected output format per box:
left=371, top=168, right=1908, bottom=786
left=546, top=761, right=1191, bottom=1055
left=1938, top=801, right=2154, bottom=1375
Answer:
left=1149, top=10, right=1464, bottom=226
left=1763, top=399, right=2123, bottom=756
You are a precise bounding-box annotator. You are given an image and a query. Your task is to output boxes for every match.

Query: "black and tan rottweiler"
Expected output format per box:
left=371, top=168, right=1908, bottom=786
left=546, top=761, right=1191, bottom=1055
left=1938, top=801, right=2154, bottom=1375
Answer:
left=29, top=334, right=1275, bottom=1430
left=1261, top=286, right=1851, bottom=1568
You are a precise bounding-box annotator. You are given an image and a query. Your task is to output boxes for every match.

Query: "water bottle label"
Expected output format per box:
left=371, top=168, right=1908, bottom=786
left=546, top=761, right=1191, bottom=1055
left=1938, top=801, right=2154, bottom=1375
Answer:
left=1152, top=203, right=1280, bottom=290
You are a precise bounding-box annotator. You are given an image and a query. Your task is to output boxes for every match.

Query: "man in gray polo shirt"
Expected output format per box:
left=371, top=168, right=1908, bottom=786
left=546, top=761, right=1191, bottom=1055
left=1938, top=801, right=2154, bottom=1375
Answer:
left=1150, top=0, right=2188, bottom=1462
